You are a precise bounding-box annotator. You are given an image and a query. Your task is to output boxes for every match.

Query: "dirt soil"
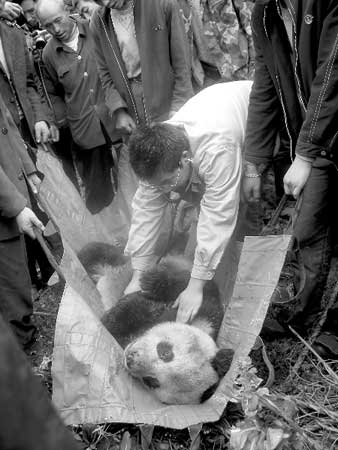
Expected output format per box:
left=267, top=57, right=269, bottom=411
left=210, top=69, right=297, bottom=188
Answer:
left=26, top=281, right=64, bottom=392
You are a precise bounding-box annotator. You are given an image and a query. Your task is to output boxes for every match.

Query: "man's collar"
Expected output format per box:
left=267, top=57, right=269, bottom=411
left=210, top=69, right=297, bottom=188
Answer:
left=187, top=166, right=202, bottom=193
left=75, top=18, right=87, bottom=37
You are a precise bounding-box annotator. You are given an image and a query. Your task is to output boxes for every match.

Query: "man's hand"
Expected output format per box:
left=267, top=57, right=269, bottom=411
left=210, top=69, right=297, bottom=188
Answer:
left=242, top=161, right=261, bottom=202
left=0, top=2, right=23, bottom=21
left=49, top=124, right=60, bottom=142
left=168, top=110, right=177, bottom=119
left=124, top=269, right=143, bottom=295
left=34, top=121, right=50, bottom=144
left=174, top=278, right=206, bottom=323
left=31, top=30, right=52, bottom=63
left=27, top=173, right=41, bottom=195
left=15, top=207, right=44, bottom=240
left=283, top=155, right=312, bottom=199
left=242, top=176, right=261, bottom=203
left=115, top=109, right=136, bottom=134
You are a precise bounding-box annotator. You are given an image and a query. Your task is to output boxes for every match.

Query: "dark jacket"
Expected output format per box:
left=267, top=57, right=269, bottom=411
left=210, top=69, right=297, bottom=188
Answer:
left=0, top=313, right=81, bottom=450
left=90, top=0, right=194, bottom=124
left=0, top=95, right=36, bottom=241
left=42, top=18, right=118, bottom=149
left=0, top=19, right=51, bottom=143
left=245, top=0, right=338, bottom=165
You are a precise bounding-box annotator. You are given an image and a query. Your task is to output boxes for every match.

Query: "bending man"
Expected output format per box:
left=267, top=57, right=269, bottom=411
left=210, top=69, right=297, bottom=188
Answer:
left=124, top=80, right=252, bottom=323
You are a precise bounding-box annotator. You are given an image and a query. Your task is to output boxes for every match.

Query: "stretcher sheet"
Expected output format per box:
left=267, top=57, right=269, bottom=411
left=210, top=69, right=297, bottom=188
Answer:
left=37, top=148, right=291, bottom=428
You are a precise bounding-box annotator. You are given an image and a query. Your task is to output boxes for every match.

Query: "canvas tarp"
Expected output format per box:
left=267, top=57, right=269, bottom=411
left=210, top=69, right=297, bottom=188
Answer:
left=36, top=147, right=291, bottom=429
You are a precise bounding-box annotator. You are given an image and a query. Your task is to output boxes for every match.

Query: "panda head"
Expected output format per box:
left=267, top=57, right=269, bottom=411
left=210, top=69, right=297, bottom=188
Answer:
left=124, top=321, right=234, bottom=405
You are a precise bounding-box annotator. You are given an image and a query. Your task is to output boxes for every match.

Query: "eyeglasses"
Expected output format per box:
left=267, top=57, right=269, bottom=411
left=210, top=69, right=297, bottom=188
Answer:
left=148, top=165, right=181, bottom=193
left=166, top=165, right=181, bottom=190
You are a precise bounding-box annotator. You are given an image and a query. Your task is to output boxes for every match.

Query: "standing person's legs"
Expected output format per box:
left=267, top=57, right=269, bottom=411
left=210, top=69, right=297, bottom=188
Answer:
left=25, top=192, right=54, bottom=291
left=114, top=140, right=139, bottom=226
left=289, top=158, right=338, bottom=333
left=51, top=127, right=79, bottom=189
left=273, top=134, right=291, bottom=202
left=76, top=145, right=115, bottom=214
left=0, top=235, right=36, bottom=347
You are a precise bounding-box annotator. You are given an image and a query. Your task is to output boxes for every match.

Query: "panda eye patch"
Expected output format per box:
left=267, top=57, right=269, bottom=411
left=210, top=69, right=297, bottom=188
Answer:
left=142, top=376, right=160, bottom=389
left=156, top=341, right=174, bottom=362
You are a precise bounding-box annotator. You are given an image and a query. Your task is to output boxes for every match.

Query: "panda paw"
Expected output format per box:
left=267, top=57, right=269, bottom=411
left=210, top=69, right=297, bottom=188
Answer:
left=211, top=348, right=235, bottom=377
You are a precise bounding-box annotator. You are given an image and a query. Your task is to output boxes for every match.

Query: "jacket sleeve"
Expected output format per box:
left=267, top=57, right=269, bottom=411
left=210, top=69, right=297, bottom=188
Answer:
left=164, top=0, right=194, bottom=112
left=191, top=141, right=241, bottom=280
left=19, top=144, right=36, bottom=176
left=124, top=182, right=169, bottom=271
left=41, top=51, right=68, bottom=127
left=24, top=35, right=51, bottom=125
left=90, top=14, right=128, bottom=115
left=296, top=2, right=338, bottom=159
left=244, top=15, right=281, bottom=166
left=0, top=166, right=27, bottom=219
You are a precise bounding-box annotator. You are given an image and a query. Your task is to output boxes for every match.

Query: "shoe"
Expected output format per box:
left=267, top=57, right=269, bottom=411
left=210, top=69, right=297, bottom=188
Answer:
left=23, top=334, right=37, bottom=352
left=22, top=326, right=38, bottom=352
left=313, top=332, right=338, bottom=359
left=271, top=272, right=295, bottom=305
left=260, top=317, right=288, bottom=340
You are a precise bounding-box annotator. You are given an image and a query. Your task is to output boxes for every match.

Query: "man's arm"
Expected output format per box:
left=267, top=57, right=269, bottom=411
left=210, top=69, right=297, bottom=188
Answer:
left=124, top=182, right=169, bottom=291
left=41, top=51, right=68, bottom=128
left=175, top=141, right=242, bottom=323
left=244, top=29, right=280, bottom=168
left=24, top=33, right=52, bottom=132
left=243, top=18, right=281, bottom=202
left=164, top=0, right=194, bottom=113
left=295, top=2, right=338, bottom=160
left=193, top=143, right=242, bottom=280
left=283, top=3, right=338, bottom=198
left=90, top=15, right=128, bottom=116
left=0, top=166, right=27, bottom=219
left=1, top=166, right=44, bottom=239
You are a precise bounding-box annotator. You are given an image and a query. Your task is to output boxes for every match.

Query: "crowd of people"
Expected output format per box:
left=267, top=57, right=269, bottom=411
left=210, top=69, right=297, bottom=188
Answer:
left=1, top=0, right=338, bottom=448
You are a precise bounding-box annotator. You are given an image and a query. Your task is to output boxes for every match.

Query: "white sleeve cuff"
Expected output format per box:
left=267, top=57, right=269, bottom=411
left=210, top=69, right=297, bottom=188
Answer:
left=191, top=265, right=215, bottom=280
left=130, top=255, right=158, bottom=272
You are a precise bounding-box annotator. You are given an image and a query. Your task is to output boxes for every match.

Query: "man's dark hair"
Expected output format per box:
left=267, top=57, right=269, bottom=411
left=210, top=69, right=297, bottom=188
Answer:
left=128, top=123, right=190, bottom=180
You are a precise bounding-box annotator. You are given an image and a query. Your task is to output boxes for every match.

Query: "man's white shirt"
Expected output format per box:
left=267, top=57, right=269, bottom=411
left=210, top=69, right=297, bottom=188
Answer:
left=125, top=80, right=253, bottom=279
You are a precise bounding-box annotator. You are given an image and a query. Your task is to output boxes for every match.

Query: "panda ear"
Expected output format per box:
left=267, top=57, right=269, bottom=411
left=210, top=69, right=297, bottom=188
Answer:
left=142, top=376, right=161, bottom=389
left=200, top=382, right=218, bottom=403
left=211, top=348, right=234, bottom=378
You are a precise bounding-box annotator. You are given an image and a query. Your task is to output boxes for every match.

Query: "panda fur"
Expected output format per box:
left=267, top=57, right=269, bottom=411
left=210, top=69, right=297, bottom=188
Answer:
left=78, top=242, right=234, bottom=405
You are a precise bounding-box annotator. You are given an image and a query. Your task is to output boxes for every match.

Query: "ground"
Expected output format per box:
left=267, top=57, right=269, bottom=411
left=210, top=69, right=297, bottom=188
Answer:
left=27, top=281, right=63, bottom=393
left=26, top=170, right=338, bottom=450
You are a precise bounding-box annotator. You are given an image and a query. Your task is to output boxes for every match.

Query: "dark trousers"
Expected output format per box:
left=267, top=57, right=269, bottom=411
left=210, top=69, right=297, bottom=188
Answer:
left=26, top=190, right=55, bottom=287
left=73, top=143, right=115, bottom=214
left=51, top=127, right=79, bottom=188
left=236, top=201, right=263, bottom=240
left=273, top=145, right=291, bottom=202
left=0, top=235, right=36, bottom=347
left=53, top=125, right=116, bottom=214
left=0, top=314, right=80, bottom=450
left=25, top=234, right=54, bottom=287
left=290, top=157, right=338, bottom=331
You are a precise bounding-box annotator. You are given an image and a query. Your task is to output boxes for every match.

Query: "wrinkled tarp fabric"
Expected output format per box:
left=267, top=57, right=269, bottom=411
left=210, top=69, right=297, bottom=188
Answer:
left=36, top=145, right=135, bottom=251
left=37, top=148, right=291, bottom=428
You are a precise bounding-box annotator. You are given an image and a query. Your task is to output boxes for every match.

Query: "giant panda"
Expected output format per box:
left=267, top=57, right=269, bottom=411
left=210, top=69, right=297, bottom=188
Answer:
left=78, top=242, right=234, bottom=405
